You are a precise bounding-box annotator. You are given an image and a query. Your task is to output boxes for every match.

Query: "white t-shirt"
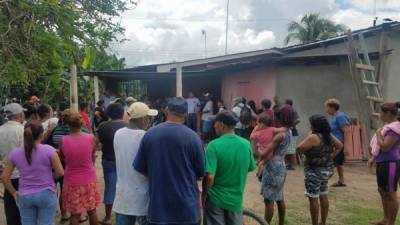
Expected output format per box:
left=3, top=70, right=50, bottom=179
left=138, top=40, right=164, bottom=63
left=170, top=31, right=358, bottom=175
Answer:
left=113, top=127, right=149, bottom=216
left=201, top=100, right=214, bottom=121
left=42, top=117, right=59, bottom=132
left=0, top=121, right=24, bottom=179
left=186, top=97, right=200, bottom=114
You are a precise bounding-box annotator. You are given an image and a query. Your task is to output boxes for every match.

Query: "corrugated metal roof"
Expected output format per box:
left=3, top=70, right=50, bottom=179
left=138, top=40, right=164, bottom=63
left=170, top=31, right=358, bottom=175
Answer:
left=281, top=21, right=400, bottom=53
left=84, top=21, right=400, bottom=78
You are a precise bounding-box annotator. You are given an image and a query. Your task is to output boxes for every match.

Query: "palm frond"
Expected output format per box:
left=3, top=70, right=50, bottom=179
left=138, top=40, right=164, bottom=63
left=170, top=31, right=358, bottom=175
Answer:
left=284, top=33, right=300, bottom=45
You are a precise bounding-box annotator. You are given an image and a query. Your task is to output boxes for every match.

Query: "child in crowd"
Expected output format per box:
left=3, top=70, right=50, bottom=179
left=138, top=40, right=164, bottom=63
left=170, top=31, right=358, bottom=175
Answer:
left=250, top=115, right=276, bottom=180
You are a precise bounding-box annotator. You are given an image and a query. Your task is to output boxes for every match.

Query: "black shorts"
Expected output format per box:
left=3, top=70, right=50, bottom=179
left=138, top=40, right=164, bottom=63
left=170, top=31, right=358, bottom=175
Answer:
left=333, top=148, right=345, bottom=166
left=376, top=161, right=400, bottom=193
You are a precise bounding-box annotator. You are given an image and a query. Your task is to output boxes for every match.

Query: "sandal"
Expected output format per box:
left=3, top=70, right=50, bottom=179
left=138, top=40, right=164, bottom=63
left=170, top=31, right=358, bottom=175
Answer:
left=60, top=217, right=70, bottom=223
left=79, top=215, right=89, bottom=223
left=331, top=181, right=346, bottom=187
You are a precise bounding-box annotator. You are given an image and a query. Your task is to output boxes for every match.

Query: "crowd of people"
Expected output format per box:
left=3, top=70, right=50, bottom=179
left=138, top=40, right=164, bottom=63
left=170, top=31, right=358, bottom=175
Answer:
left=0, top=92, right=399, bottom=225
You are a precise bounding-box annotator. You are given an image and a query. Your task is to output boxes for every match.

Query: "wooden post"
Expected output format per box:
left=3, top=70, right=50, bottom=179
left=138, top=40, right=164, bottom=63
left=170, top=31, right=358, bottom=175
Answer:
left=377, top=30, right=389, bottom=93
left=94, top=75, right=100, bottom=104
left=70, top=64, right=79, bottom=112
left=176, top=64, right=183, bottom=97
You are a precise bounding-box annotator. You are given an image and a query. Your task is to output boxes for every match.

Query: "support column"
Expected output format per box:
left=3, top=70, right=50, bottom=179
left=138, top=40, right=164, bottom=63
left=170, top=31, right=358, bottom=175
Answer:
left=70, top=64, right=79, bottom=112
left=176, top=64, right=182, bottom=97
left=94, top=75, right=100, bottom=104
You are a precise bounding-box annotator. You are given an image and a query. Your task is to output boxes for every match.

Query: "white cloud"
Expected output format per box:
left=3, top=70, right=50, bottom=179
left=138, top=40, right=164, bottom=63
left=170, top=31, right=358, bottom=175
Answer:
left=346, top=0, right=400, bottom=11
left=331, top=9, right=372, bottom=30
left=217, top=29, right=276, bottom=52
left=110, top=0, right=400, bottom=67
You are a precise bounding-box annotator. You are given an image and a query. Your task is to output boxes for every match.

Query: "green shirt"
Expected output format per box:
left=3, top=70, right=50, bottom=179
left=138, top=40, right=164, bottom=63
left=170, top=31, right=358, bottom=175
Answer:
left=206, top=134, right=256, bottom=212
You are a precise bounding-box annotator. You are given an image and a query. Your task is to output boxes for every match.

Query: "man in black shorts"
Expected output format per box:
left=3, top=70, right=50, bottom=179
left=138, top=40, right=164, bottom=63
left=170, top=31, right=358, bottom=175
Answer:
left=325, top=99, right=349, bottom=187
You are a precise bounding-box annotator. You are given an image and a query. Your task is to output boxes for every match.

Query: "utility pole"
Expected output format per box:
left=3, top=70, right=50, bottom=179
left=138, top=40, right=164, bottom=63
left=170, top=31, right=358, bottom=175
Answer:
left=225, top=0, right=230, bottom=55
left=70, top=64, right=79, bottom=112
left=373, top=0, right=377, bottom=26
left=202, top=29, right=207, bottom=58
left=176, top=63, right=182, bottom=97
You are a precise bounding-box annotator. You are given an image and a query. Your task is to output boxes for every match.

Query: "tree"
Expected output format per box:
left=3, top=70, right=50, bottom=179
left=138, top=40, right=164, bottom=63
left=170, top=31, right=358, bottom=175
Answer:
left=0, top=0, right=136, bottom=104
left=284, top=13, right=347, bottom=45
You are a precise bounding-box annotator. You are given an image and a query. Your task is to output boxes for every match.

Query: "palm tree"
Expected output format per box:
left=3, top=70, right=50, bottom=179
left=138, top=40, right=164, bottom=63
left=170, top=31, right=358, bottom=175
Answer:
left=284, top=13, right=347, bottom=45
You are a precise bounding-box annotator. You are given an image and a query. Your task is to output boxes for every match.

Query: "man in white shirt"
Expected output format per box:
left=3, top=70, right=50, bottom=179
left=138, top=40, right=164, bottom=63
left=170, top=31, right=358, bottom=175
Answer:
left=113, top=102, right=158, bottom=225
left=37, top=104, right=58, bottom=144
left=186, top=92, right=200, bottom=132
left=202, top=93, right=214, bottom=139
left=0, top=103, right=25, bottom=225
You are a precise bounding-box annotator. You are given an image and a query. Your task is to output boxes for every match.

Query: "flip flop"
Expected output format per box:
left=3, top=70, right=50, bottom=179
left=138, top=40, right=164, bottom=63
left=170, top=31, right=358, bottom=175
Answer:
left=79, top=215, right=89, bottom=223
left=331, top=181, right=346, bottom=187
left=60, top=217, right=70, bottom=223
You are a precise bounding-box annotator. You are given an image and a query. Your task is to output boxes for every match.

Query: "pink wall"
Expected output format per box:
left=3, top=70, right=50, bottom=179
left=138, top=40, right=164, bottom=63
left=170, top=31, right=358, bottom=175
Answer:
left=221, top=68, right=276, bottom=109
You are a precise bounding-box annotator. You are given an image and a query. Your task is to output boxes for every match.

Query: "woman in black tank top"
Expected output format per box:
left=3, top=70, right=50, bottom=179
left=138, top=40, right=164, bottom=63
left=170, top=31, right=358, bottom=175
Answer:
left=297, top=115, right=343, bottom=225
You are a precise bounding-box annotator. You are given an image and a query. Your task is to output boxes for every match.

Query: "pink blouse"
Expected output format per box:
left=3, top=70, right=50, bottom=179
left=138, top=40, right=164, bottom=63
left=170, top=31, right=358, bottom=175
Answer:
left=61, top=134, right=96, bottom=186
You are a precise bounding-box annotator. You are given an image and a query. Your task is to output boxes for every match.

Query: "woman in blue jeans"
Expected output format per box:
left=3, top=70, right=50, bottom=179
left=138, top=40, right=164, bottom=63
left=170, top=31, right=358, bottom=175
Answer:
left=2, top=122, right=64, bottom=225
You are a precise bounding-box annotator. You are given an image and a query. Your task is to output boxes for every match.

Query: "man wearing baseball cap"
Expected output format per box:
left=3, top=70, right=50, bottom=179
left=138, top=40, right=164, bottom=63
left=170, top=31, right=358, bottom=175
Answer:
left=134, top=97, right=205, bottom=225
left=113, top=102, right=157, bottom=225
left=0, top=103, right=25, bottom=225
left=125, top=97, right=137, bottom=108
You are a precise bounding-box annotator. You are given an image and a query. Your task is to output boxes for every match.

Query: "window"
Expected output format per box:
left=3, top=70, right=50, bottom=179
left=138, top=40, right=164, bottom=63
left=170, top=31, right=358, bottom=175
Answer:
left=118, top=80, right=147, bottom=100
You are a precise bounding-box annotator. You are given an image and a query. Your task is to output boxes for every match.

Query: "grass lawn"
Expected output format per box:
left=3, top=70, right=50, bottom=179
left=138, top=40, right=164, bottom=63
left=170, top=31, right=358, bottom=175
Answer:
left=243, top=163, right=400, bottom=225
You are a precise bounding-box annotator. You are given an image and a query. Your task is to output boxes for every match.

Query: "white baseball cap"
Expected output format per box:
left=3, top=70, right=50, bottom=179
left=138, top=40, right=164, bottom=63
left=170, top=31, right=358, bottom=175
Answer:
left=125, top=97, right=137, bottom=103
left=127, top=102, right=158, bottom=119
left=4, top=103, right=25, bottom=116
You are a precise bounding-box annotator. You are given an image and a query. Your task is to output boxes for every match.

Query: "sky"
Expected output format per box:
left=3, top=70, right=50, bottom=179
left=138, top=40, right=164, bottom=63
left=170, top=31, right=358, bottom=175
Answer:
left=110, top=0, right=400, bottom=67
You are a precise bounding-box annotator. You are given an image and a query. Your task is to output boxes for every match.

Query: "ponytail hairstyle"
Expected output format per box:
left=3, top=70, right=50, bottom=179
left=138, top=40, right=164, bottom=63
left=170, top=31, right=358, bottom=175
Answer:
left=309, top=115, right=332, bottom=146
left=24, top=122, right=44, bottom=165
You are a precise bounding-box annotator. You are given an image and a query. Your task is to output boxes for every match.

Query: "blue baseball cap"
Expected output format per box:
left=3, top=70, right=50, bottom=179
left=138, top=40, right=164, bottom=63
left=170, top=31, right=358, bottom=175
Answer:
left=167, top=97, right=188, bottom=115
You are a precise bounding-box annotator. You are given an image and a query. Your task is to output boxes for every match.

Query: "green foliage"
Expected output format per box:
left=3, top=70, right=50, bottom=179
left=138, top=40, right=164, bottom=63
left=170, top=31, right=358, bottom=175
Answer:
left=0, top=0, right=134, bottom=104
left=284, top=13, right=347, bottom=45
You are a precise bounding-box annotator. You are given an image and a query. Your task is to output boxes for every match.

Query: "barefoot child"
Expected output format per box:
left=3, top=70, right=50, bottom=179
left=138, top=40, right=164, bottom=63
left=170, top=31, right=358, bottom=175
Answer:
left=250, top=115, right=276, bottom=180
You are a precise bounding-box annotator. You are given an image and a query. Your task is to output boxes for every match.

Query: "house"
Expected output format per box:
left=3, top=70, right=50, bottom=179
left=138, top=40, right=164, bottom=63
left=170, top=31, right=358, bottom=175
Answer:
left=86, top=22, right=400, bottom=160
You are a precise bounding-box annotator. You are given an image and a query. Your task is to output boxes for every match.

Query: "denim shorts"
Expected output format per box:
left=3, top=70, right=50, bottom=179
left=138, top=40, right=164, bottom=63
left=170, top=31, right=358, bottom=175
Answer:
left=102, top=160, right=117, bottom=205
left=19, top=189, right=57, bottom=225
left=202, top=120, right=212, bottom=133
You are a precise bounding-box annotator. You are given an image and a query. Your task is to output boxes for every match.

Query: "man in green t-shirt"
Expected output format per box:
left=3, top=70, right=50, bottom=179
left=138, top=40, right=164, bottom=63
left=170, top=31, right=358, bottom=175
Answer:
left=202, top=110, right=256, bottom=225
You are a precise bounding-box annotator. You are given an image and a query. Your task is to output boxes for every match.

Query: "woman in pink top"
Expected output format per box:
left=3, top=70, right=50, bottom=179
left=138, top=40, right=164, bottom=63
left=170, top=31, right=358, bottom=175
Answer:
left=60, top=112, right=101, bottom=225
